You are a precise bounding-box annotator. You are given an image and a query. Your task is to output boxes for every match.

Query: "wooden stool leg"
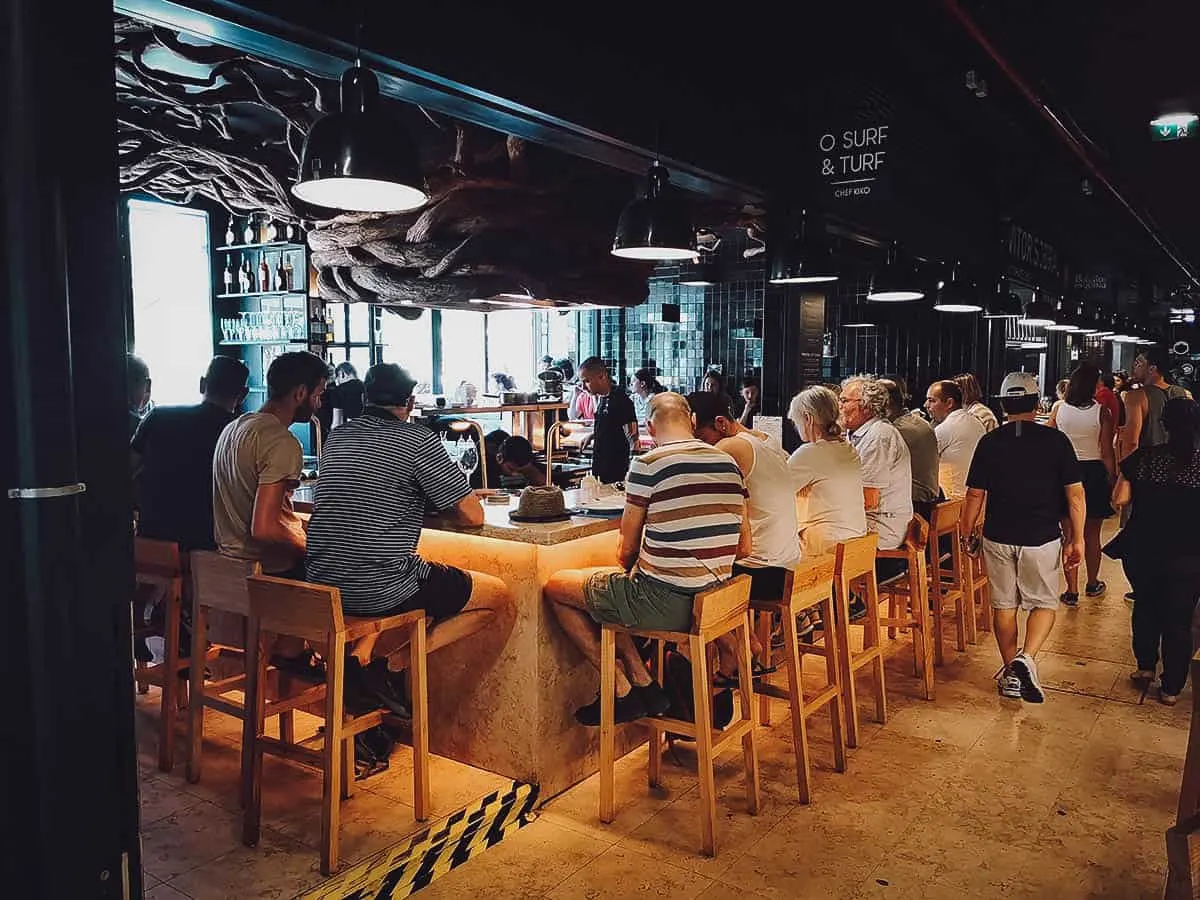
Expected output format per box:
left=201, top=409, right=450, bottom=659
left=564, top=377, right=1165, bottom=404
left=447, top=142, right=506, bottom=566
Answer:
left=410, top=618, right=430, bottom=821
left=599, top=625, right=617, bottom=824
left=159, top=586, right=182, bottom=772
left=932, top=577, right=946, bottom=667
left=321, top=636, right=345, bottom=876
left=887, top=594, right=898, bottom=640
left=690, top=633, right=718, bottom=856
left=241, top=616, right=267, bottom=843
left=756, top=610, right=772, bottom=727
left=910, top=567, right=935, bottom=701
left=962, top=567, right=978, bottom=647
left=186, top=603, right=207, bottom=784
left=279, top=671, right=296, bottom=747
left=342, top=735, right=355, bottom=800
left=864, top=577, right=887, bottom=726
left=835, top=576, right=862, bottom=749
left=821, top=595, right=848, bottom=773
left=781, top=603, right=812, bottom=804
left=736, top=618, right=761, bottom=816
left=648, top=641, right=662, bottom=790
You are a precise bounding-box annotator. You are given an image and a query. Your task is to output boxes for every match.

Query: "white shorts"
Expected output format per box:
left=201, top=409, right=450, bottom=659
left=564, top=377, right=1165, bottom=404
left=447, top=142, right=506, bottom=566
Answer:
left=982, top=537, right=1062, bottom=612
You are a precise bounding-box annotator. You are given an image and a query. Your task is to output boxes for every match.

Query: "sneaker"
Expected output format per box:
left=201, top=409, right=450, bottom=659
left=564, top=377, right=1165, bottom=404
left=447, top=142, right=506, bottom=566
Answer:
left=1085, top=581, right=1107, bottom=598
left=1130, top=668, right=1157, bottom=685
left=356, top=658, right=411, bottom=718
left=1060, top=591, right=1079, bottom=608
left=1160, top=692, right=1180, bottom=707
left=574, top=689, right=647, bottom=727
left=633, top=682, right=670, bottom=717
left=997, top=668, right=1023, bottom=700
left=1009, top=653, right=1045, bottom=703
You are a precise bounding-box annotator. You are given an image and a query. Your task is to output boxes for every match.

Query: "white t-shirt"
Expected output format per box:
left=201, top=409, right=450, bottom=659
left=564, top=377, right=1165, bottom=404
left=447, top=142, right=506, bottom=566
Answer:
left=935, top=407, right=986, bottom=501
left=967, top=401, right=999, bottom=434
left=847, top=417, right=913, bottom=550
left=734, top=431, right=800, bottom=569
left=788, top=439, right=868, bottom=556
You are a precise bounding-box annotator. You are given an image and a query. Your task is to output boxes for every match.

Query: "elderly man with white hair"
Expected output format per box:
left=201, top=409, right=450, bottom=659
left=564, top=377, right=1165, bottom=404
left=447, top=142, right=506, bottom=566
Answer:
left=840, top=376, right=914, bottom=584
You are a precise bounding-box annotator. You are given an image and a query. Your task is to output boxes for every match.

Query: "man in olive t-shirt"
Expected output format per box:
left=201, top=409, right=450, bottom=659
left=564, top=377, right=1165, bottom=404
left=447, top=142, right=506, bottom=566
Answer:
left=212, top=352, right=327, bottom=577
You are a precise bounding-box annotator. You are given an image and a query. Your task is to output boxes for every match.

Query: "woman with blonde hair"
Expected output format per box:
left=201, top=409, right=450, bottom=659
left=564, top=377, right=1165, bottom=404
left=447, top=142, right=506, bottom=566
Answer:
left=955, top=372, right=999, bottom=433
left=787, top=385, right=868, bottom=557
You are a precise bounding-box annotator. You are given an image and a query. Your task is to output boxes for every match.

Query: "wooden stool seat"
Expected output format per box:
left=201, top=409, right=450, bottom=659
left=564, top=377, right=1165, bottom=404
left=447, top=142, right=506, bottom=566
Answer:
left=834, top=533, right=886, bottom=748
left=598, top=575, right=760, bottom=857
left=876, top=517, right=936, bottom=701
left=752, top=555, right=846, bottom=803
left=242, top=575, right=431, bottom=875
left=134, top=538, right=188, bottom=772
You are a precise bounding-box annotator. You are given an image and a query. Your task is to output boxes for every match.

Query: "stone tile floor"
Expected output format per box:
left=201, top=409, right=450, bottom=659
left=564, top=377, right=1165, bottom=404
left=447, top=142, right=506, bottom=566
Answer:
left=139, top=546, right=1185, bottom=898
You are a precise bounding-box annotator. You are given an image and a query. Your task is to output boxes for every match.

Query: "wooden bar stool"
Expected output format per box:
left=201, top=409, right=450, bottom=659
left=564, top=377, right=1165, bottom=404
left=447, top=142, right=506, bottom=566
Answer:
left=967, top=548, right=992, bottom=635
left=833, top=533, right=884, bottom=748
left=752, top=555, right=846, bottom=804
left=877, top=516, right=935, bottom=701
left=242, top=574, right=430, bottom=875
left=133, top=538, right=187, bottom=772
left=185, top=551, right=266, bottom=786
left=598, top=575, right=760, bottom=857
left=928, top=500, right=974, bottom=653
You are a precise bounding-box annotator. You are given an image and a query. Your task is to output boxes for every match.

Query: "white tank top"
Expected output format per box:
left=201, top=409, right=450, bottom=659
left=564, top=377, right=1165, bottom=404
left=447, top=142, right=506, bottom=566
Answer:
left=735, top=431, right=801, bottom=569
left=1055, top=402, right=1102, bottom=461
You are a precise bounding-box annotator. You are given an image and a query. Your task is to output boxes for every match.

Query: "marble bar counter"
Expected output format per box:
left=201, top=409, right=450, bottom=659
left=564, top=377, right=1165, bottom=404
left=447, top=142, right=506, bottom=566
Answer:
left=413, top=490, right=642, bottom=801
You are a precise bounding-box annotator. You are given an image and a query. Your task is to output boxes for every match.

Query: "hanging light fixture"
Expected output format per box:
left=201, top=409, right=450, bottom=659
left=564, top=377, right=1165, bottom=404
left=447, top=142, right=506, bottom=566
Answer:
left=933, top=261, right=983, bottom=312
left=292, top=62, right=427, bottom=213
left=1043, top=299, right=1077, bottom=331
left=868, top=244, right=924, bottom=301
left=983, top=282, right=1023, bottom=319
left=1019, top=292, right=1057, bottom=327
left=768, top=210, right=838, bottom=284
left=679, top=250, right=720, bottom=286
left=611, top=161, right=696, bottom=261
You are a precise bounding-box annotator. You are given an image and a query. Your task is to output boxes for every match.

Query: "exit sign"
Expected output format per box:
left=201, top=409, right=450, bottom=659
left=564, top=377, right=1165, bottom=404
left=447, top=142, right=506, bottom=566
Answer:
left=1151, top=113, right=1198, bottom=142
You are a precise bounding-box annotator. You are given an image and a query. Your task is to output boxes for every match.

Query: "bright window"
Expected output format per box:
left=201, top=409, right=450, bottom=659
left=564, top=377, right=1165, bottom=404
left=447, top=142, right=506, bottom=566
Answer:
left=441, top=309, right=487, bottom=394
left=487, top=309, right=537, bottom=391
left=127, top=199, right=213, bottom=406
left=378, top=308, right=435, bottom=393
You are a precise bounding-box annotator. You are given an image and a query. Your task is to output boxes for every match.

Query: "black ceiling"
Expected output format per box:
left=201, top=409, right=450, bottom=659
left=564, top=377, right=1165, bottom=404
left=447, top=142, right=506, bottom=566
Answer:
left=140, top=0, right=1200, bottom=291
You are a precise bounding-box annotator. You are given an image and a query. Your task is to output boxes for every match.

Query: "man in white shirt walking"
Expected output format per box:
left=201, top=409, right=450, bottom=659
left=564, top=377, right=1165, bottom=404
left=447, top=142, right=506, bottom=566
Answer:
left=925, top=379, right=986, bottom=501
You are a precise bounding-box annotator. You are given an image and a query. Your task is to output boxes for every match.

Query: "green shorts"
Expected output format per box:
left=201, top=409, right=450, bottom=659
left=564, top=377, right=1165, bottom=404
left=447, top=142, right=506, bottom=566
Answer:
left=583, top=571, right=696, bottom=632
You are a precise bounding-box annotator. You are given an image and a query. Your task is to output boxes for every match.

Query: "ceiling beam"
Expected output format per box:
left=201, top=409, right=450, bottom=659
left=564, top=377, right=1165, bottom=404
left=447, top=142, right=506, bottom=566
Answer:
left=113, top=0, right=767, bottom=208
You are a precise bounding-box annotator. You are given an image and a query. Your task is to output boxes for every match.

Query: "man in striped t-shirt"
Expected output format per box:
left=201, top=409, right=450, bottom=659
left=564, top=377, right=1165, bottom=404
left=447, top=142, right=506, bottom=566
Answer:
left=546, top=392, right=751, bottom=725
left=306, top=364, right=512, bottom=712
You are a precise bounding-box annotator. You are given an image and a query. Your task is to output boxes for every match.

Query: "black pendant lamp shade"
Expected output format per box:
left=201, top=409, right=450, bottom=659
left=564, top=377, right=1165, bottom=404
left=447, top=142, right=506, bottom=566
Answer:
left=868, top=244, right=924, bottom=302
left=1020, top=294, right=1058, bottom=327
left=983, top=284, right=1023, bottom=318
left=679, top=252, right=720, bottom=286
left=768, top=212, right=838, bottom=284
left=1042, top=299, right=1076, bottom=331
left=932, top=261, right=982, bottom=312
left=292, top=65, right=428, bottom=213
left=612, top=161, right=696, bottom=261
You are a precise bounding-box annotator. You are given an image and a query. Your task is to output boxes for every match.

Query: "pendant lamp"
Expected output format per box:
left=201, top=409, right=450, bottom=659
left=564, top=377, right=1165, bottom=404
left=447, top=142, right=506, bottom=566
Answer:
left=1043, top=300, right=1077, bottom=331
left=679, top=252, right=720, bottom=286
left=868, top=244, right=924, bottom=301
left=983, top=283, right=1023, bottom=319
left=611, top=161, right=696, bottom=261
left=932, top=261, right=983, bottom=312
left=1019, top=294, right=1057, bottom=327
left=292, top=64, right=427, bottom=213
left=768, top=211, right=838, bottom=284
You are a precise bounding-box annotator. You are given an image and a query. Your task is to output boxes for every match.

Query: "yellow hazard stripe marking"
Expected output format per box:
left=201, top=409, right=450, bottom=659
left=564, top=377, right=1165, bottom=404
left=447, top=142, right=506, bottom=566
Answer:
left=298, top=780, right=538, bottom=900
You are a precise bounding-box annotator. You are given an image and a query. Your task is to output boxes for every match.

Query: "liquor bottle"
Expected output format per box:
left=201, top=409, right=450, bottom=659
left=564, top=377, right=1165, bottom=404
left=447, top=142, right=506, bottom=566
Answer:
left=265, top=219, right=278, bottom=242
left=259, top=255, right=271, bottom=293
left=238, top=256, right=252, bottom=293
left=243, top=216, right=256, bottom=245
left=309, top=310, right=325, bottom=343
left=283, top=255, right=295, bottom=292
left=224, top=216, right=236, bottom=246
left=324, top=308, right=335, bottom=343
left=222, top=258, right=234, bottom=293
left=274, top=254, right=287, bottom=292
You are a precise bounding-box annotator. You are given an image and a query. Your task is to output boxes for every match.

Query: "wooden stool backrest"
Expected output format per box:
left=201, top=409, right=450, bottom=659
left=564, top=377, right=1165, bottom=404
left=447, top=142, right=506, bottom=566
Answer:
left=931, top=500, right=963, bottom=538
left=692, top=574, right=752, bottom=634
left=135, top=537, right=182, bottom=593
left=789, top=555, right=837, bottom=607
left=246, top=574, right=344, bottom=644
left=189, top=550, right=260, bottom=616
left=903, top=515, right=930, bottom=585
left=835, top=533, right=879, bottom=584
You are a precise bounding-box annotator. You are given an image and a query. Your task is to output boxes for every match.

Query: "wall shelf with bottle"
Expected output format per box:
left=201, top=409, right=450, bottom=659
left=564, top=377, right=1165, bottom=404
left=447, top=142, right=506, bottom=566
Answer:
left=216, top=241, right=306, bottom=252
left=217, top=289, right=308, bottom=300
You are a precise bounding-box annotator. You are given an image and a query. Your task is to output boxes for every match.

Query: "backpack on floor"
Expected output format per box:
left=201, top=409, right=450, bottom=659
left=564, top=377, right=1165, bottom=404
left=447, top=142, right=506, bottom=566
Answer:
left=662, top=647, right=734, bottom=733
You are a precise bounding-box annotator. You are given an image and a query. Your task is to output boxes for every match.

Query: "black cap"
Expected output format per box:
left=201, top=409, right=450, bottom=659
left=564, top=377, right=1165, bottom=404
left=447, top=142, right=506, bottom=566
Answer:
left=364, top=363, right=417, bottom=406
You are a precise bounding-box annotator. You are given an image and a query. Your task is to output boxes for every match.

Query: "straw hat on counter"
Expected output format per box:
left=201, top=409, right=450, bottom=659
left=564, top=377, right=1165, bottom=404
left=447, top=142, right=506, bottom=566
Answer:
left=509, top=485, right=571, bottom=523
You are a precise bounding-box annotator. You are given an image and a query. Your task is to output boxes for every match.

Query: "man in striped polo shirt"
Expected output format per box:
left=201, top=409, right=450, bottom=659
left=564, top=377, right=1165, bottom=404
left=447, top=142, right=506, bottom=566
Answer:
left=306, top=363, right=512, bottom=713
left=546, top=392, right=751, bottom=725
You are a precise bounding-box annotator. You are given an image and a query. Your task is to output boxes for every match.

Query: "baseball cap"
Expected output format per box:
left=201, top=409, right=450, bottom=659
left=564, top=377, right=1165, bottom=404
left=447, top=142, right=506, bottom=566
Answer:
left=364, top=363, right=417, bottom=405
left=1000, top=371, right=1039, bottom=398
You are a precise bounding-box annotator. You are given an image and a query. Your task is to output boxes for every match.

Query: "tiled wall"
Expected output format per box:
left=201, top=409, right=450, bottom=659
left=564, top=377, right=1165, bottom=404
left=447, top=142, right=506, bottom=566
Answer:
left=597, top=228, right=765, bottom=393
